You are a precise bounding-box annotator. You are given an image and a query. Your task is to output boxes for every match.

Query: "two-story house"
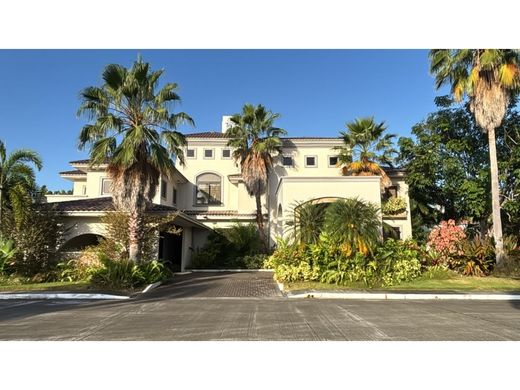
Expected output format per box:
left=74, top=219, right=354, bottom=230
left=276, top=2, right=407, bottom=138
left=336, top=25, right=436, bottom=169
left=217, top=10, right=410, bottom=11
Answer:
left=46, top=116, right=412, bottom=271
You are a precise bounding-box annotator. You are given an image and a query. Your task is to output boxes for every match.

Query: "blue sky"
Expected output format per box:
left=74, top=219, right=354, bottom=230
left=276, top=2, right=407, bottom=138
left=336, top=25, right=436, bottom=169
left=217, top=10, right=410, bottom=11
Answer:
left=0, top=50, right=448, bottom=191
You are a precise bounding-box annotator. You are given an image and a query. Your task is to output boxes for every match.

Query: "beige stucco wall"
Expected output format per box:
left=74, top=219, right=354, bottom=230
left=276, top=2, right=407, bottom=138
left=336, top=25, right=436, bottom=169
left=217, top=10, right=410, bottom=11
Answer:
left=61, top=215, right=107, bottom=242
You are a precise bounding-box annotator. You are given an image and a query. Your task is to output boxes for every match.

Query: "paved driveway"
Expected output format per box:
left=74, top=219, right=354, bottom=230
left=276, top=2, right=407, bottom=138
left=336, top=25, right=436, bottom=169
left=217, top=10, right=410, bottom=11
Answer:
left=143, top=271, right=282, bottom=299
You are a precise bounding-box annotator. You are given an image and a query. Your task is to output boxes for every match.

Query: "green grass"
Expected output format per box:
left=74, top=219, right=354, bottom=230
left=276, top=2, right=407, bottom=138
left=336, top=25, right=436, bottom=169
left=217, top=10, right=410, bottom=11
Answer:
left=0, top=281, right=91, bottom=292
left=283, top=275, right=520, bottom=293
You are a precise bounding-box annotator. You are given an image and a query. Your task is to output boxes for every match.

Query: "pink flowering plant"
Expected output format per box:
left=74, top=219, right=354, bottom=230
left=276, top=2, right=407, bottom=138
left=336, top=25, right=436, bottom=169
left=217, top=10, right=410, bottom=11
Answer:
left=427, top=220, right=466, bottom=266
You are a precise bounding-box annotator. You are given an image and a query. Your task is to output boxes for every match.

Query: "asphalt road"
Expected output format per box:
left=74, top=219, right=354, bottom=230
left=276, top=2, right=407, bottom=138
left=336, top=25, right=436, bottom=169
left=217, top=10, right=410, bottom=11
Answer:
left=1, top=296, right=520, bottom=340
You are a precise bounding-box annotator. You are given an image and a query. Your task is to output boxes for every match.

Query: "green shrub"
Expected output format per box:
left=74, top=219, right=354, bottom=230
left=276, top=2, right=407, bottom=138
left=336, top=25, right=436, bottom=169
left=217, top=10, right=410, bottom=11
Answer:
left=421, top=264, right=455, bottom=280
left=0, top=236, right=16, bottom=275
left=275, top=261, right=321, bottom=283
left=452, top=235, right=495, bottom=276
left=90, top=257, right=172, bottom=289
left=381, top=197, right=407, bottom=215
left=192, top=223, right=264, bottom=269
left=375, top=239, right=422, bottom=286
left=238, top=254, right=268, bottom=269
left=286, top=201, right=328, bottom=244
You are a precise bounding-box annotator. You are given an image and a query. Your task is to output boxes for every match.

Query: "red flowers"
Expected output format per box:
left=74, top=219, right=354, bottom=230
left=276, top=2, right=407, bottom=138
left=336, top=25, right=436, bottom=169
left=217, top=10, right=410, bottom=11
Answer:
left=428, top=220, right=466, bottom=260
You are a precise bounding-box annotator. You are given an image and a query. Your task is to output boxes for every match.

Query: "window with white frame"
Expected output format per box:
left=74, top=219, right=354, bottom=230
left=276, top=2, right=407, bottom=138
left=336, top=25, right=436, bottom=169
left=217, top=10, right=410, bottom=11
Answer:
left=101, top=178, right=112, bottom=195
left=195, top=173, right=222, bottom=205
left=282, top=155, right=293, bottom=167
left=222, top=148, right=231, bottom=159
left=305, top=155, right=317, bottom=167
left=203, top=149, right=214, bottom=159
left=186, top=148, right=196, bottom=158
left=328, top=155, right=339, bottom=167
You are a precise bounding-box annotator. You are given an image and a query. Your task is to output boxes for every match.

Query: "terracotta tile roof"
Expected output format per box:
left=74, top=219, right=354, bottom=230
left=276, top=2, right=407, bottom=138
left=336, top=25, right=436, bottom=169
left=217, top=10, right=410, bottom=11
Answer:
left=185, top=131, right=228, bottom=138
left=69, top=158, right=109, bottom=165
left=59, top=170, right=87, bottom=176
left=44, top=197, right=178, bottom=213
left=184, top=210, right=257, bottom=217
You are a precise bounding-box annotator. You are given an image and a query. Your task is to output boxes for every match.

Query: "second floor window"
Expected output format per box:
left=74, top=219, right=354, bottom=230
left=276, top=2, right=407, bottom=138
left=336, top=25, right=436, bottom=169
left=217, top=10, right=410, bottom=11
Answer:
left=161, top=180, right=167, bottom=198
left=186, top=149, right=196, bottom=158
left=305, top=156, right=317, bottom=167
left=196, top=173, right=222, bottom=205
left=101, top=178, right=112, bottom=195
left=203, top=149, right=214, bottom=159
left=282, top=156, right=293, bottom=167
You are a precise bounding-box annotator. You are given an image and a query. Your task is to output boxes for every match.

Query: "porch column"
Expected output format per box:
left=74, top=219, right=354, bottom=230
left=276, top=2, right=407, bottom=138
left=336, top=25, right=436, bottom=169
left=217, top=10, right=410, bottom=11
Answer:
left=180, top=226, right=193, bottom=271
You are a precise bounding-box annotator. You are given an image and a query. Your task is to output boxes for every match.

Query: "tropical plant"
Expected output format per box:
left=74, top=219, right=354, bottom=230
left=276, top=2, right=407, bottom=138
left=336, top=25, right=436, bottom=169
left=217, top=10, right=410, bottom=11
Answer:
left=0, top=236, right=16, bottom=274
left=285, top=201, right=328, bottom=244
left=454, top=235, right=495, bottom=276
left=323, top=198, right=381, bottom=255
left=225, top=104, right=286, bottom=250
left=335, top=117, right=397, bottom=191
left=427, top=219, right=466, bottom=266
left=381, top=196, right=407, bottom=215
left=0, top=139, right=42, bottom=226
left=77, top=57, right=193, bottom=262
left=374, top=239, right=422, bottom=286
left=429, top=49, right=520, bottom=264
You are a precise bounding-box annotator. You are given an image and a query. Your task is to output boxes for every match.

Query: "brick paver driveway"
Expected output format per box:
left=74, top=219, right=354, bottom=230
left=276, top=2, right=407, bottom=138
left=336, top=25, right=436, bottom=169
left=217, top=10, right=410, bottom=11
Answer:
left=143, top=271, right=282, bottom=299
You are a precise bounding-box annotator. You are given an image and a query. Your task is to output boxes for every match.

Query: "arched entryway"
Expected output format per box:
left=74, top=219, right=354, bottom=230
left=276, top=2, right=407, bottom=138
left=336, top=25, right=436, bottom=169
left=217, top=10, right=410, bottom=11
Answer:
left=60, top=233, right=104, bottom=252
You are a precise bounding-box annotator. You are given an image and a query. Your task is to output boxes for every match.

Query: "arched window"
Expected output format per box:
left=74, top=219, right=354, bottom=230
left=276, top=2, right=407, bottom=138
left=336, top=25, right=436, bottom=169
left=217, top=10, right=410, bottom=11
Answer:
left=195, top=173, right=222, bottom=205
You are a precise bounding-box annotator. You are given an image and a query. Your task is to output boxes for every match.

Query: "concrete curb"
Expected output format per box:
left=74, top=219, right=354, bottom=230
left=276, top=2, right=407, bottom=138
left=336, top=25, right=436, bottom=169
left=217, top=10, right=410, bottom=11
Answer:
left=141, top=281, right=163, bottom=294
left=0, top=293, right=130, bottom=300
left=285, top=291, right=520, bottom=300
left=190, top=269, right=273, bottom=273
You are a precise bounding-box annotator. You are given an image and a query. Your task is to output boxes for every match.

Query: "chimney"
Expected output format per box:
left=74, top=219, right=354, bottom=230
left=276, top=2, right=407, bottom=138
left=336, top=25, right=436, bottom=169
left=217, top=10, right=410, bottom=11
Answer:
left=221, top=115, right=232, bottom=133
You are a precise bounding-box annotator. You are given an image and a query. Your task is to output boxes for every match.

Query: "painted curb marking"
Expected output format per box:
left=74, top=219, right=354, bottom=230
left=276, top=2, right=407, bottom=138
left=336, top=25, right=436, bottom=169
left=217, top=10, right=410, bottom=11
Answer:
left=285, top=292, right=520, bottom=300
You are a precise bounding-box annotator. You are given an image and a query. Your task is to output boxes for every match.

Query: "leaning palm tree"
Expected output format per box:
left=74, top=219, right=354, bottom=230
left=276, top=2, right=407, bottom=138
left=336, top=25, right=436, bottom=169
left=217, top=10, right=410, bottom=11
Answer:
left=225, top=104, right=286, bottom=250
left=0, top=139, right=43, bottom=227
left=77, top=58, right=194, bottom=262
left=429, top=49, right=520, bottom=264
left=335, top=117, right=397, bottom=191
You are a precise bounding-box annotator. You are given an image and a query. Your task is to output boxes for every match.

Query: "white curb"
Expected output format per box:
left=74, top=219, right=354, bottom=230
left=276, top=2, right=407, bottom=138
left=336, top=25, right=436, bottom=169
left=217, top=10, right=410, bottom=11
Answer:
left=286, top=292, right=520, bottom=300
left=191, top=269, right=273, bottom=272
left=0, top=293, right=130, bottom=300
left=141, top=281, right=163, bottom=294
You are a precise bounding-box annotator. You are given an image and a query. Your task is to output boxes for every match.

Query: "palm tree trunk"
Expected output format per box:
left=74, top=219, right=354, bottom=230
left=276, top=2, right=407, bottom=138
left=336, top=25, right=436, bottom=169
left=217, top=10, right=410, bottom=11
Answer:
left=255, top=193, right=268, bottom=252
left=487, top=126, right=504, bottom=264
left=0, top=184, right=3, bottom=227
left=128, top=209, right=143, bottom=263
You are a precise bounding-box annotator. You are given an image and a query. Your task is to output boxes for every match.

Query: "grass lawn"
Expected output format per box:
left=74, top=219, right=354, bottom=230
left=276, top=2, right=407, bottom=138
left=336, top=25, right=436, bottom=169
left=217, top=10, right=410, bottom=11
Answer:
left=283, top=275, right=520, bottom=293
left=0, top=281, right=92, bottom=292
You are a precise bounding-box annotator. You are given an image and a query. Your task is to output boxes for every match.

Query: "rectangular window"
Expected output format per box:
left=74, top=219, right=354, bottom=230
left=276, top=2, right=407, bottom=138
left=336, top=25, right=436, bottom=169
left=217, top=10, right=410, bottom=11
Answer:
left=203, top=149, right=214, bottom=159
left=196, top=183, right=221, bottom=204
left=282, top=155, right=293, bottom=167
left=101, top=178, right=112, bottom=195
left=386, top=186, right=398, bottom=198
left=305, top=156, right=317, bottom=167
left=383, top=226, right=401, bottom=241
left=222, top=149, right=231, bottom=159
left=161, top=180, right=167, bottom=198
left=328, top=156, right=339, bottom=167
left=186, top=149, right=196, bottom=158
left=81, top=185, right=87, bottom=195
left=173, top=188, right=177, bottom=205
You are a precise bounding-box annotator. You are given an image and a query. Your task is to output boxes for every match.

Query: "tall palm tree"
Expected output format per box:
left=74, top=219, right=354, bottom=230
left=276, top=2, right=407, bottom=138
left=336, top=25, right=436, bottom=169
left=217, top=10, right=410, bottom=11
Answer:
left=0, top=139, right=42, bottom=227
left=335, top=117, right=397, bottom=191
left=429, top=49, right=520, bottom=264
left=77, top=58, right=194, bottom=262
left=225, top=104, right=286, bottom=250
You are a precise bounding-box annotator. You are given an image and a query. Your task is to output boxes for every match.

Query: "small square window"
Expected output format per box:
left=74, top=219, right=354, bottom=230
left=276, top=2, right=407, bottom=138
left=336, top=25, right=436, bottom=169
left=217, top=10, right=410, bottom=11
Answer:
left=305, top=156, right=317, bottom=167
left=203, top=149, right=214, bottom=159
left=161, top=180, right=167, bottom=198
left=328, top=156, right=339, bottom=167
left=222, top=149, right=231, bottom=159
left=186, top=149, right=196, bottom=158
left=282, top=156, right=293, bottom=167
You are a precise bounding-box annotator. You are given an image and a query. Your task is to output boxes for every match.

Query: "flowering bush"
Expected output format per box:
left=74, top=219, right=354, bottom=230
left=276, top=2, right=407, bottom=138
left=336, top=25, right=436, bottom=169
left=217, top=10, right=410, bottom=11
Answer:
left=427, top=220, right=466, bottom=265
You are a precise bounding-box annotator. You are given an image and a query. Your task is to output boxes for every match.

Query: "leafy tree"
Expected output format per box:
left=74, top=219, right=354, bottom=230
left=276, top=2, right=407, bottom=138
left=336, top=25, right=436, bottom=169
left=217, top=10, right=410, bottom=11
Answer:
left=77, top=57, right=193, bottom=262
left=0, top=139, right=42, bottom=227
left=225, top=104, right=286, bottom=250
left=335, top=117, right=397, bottom=190
left=429, top=49, right=520, bottom=263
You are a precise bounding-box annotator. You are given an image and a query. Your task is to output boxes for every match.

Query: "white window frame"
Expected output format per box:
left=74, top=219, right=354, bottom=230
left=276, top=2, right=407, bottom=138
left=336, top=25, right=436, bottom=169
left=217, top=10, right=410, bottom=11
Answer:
left=186, top=148, right=197, bottom=159
left=304, top=155, right=318, bottom=168
left=328, top=155, right=339, bottom=168
left=195, top=172, right=223, bottom=205
left=282, top=154, right=294, bottom=167
left=203, top=148, right=215, bottom=160
left=100, top=178, right=112, bottom=195
left=221, top=148, right=232, bottom=159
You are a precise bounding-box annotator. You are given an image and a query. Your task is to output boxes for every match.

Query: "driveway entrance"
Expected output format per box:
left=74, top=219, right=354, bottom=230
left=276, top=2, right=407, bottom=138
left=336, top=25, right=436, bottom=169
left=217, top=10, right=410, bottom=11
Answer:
left=144, top=271, right=282, bottom=299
